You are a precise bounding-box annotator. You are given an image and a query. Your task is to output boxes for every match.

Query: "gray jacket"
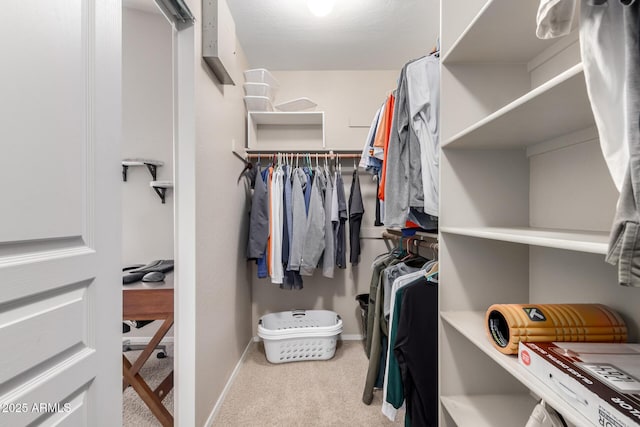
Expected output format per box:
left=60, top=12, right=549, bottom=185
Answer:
left=246, top=165, right=269, bottom=259
left=301, top=169, right=326, bottom=276
left=383, top=63, right=425, bottom=227
left=288, top=168, right=308, bottom=271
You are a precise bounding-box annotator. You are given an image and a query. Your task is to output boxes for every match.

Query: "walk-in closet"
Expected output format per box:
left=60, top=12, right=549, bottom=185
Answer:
left=4, top=0, right=640, bottom=426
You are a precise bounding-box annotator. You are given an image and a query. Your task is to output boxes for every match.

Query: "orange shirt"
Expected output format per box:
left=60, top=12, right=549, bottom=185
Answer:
left=377, top=94, right=395, bottom=201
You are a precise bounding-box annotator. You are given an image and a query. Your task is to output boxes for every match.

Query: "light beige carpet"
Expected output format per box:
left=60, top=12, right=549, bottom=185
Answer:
left=212, top=340, right=405, bottom=427
left=123, top=344, right=174, bottom=427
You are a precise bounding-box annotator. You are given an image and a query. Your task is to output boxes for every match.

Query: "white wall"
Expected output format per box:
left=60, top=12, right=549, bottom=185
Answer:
left=185, top=1, right=255, bottom=425
left=272, top=70, right=399, bottom=150
left=251, top=70, right=399, bottom=336
left=122, top=8, right=174, bottom=265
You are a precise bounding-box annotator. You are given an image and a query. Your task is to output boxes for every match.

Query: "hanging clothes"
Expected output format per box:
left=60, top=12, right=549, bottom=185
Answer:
left=377, top=94, right=396, bottom=202
left=322, top=167, right=336, bottom=278
left=362, top=259, right=424, bottom=405
left=360, top=104, right=384, bottom=174
left=349, top=169, right=365, bottom=265
left=246, top=164, right=269, bottom=261
left=281, top=164, right=291, bottom=267
left=303, top=166, right=312, bottom=214
left=334, top=171, right=348, bottom=269
left=375, top=179, right=383, bottom=226
left=407, top=55, right=440, bottom=218
left=362, top=254, right=399, bottom=405
left=270, top=166, right=284, bottom=284
left=382, top=261, right=437, bottom=421
left=266, top=166, right=274, bottom=278
left=383, top=60, right=425, bottom=228
left=393, top=278, right=439, bottom=426
left=536, top=0, right=640, bottom=286
left=281, top=164, right=304, bottom=290
left=288, top=167, right=308, bottom=274
left=244, top=154, right=368, bottom=287
left=256, top=166, right=271, bottom=279
left=300, top=167, right=326, bottom=276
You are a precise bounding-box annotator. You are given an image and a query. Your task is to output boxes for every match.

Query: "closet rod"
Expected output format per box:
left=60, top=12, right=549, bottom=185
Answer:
left=244, top=152, right=361, bottom=159
left=382, top=229, right=439, bottom=254
left=382, top=229, right=438, bottom=242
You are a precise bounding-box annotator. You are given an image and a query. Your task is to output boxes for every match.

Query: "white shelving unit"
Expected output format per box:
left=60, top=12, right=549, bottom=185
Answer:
left=247, top=111, right=325, bottom=150
left=443, top=64, right=594, bottom=149
left=441, top=395, right=536, bottom=427
left=441, top=311, right=596, bottom=427
left=442, top=0, right=558, bottom=64
left=439, top=1, right=640, bottom=426
left=440, top=226, right=609, bottom=255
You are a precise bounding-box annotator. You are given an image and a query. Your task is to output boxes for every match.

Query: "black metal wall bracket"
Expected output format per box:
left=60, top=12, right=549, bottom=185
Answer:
left=150, top=181, right=173, bottom=204
left=121, top=159, right=164, bottom=182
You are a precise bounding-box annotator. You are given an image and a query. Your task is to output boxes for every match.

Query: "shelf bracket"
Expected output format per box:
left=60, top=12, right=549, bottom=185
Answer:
left=153, top=186, right=168, bottom=204
left=150, top=181, right=173, bottom=204
left=145, top=163, right=158, bottom=181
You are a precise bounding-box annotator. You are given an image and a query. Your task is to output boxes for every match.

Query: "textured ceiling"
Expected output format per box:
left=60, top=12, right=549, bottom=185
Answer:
left=226, top=0, right=440, bottom=70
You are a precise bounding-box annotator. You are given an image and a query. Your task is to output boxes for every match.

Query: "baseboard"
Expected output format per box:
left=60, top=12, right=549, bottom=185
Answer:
left=252, top=334, right=363, bottom=342
left=204, top=338, right=254, bottom=427
left=340, top=334, right=364, bottom=341
left=122, top=336, right=174, bottom=345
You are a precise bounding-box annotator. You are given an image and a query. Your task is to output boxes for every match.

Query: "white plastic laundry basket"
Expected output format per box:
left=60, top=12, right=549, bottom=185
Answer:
left=257, top=310, right=343, bottom=364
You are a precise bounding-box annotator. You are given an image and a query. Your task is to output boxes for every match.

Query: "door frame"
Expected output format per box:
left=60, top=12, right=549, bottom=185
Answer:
left=172, top=21, right=197, bottom=427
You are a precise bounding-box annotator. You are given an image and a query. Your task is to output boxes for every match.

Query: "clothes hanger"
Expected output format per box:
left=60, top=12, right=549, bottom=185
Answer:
left=424, top=261, right=439, bottom=280
left=236, top=158, right=253, bottom=183
left=390, top=236, right=406, bottom=259
left=400, top=240, right=417, bottom=262
left=429, top=242, right=439, bottom=261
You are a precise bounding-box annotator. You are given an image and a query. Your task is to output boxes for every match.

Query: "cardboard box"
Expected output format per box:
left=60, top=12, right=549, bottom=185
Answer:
left=519, top=342, right=640, bottom=427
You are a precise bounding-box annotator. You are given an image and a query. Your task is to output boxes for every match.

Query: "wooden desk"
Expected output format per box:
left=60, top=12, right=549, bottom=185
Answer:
left=123, top=275, right=174, bottom=427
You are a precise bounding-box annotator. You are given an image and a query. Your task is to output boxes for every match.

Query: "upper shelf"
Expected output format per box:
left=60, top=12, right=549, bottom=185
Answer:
left=443, top=64, right=594, bottom=149
left=442, top=0, right=559, bottom=64
left=121, top=158, right=164, bottom=167
left=247, top=111, right=326, bottom=150
left=440, top=226, right=609, bottom=255
left=441, top=311, right=596, bottom=427
left=248, top=111, right=324, bottom=125
left=121, top=158, right=164, bottom=182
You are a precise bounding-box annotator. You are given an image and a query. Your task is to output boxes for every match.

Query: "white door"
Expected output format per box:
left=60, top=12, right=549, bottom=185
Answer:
left=0, top=1, right=121, bottom=426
